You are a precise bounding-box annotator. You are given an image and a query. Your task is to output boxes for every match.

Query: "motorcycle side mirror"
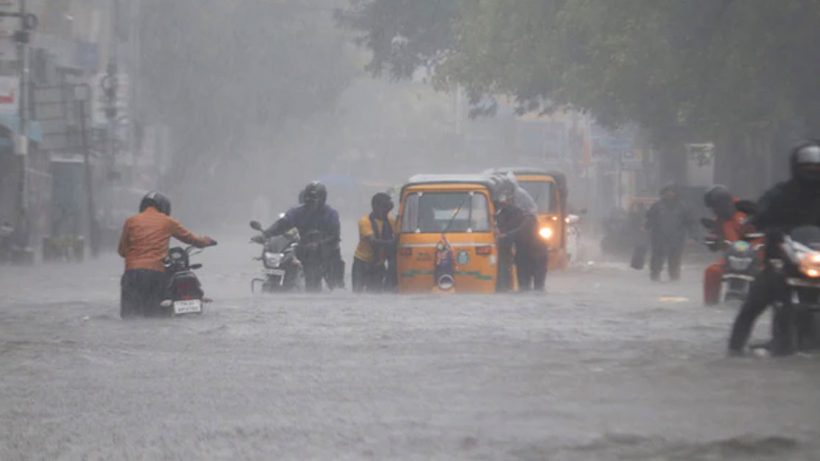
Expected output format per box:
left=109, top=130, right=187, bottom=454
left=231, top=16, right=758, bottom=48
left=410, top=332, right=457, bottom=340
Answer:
left=735, top=200, right=757, bottom=215
left=700, top=218, right=717, bottom=230
left=190, top=263, right=203, bottom=270
left=250, top=220, right=263, bottom=231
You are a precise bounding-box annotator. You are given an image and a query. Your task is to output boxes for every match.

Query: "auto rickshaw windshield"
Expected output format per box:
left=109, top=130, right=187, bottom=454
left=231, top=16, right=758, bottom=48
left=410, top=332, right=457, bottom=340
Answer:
left=401, top=192, right=490, bottom=233
left=518, top=181, right=556, bottom=213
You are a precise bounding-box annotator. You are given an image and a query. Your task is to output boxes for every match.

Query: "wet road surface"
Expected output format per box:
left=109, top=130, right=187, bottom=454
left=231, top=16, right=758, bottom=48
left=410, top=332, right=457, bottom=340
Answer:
left=2, top=239, right=820, bottom=460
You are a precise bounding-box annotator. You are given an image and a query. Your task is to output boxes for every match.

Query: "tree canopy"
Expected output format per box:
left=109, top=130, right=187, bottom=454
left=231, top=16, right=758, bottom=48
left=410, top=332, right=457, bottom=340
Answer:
left=340, top=0, right=820, bottom=160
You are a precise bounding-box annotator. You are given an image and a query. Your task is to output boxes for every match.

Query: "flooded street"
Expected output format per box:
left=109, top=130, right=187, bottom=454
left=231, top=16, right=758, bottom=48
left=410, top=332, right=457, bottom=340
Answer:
left=2, top=1, right=819, bottom=459
left=2, top=239, right=820, bottom=460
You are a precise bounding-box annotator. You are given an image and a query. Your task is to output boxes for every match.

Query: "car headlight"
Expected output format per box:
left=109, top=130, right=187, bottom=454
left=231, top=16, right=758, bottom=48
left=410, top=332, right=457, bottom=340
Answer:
left=538, top=227, right=553, bottom=240
left=799, top=251, right=820, bottom=278
left=263, top=252, right=283, bottom=268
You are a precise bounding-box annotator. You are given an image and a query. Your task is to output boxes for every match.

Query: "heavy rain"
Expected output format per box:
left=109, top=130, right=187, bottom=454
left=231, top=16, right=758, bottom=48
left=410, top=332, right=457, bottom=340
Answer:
left=2, top=1, right=820, bottom=459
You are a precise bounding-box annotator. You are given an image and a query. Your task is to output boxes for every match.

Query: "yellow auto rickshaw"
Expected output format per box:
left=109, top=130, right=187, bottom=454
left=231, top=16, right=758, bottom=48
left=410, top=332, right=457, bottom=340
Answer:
left=490, top=168, right=569, bottom=269
left=395, top=175, right=504, bottom=294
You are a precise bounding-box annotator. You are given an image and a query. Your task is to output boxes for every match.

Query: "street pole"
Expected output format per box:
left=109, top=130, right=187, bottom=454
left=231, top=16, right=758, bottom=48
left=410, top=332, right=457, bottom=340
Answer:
left=105, top=0, right=119, bottom=176
left=15, top=0, right=30, bottom=249
left=77, top=97, right=99, bottom=257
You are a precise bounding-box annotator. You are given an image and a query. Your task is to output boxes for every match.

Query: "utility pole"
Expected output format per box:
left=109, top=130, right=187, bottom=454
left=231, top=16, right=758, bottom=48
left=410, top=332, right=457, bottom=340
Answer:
left=5, top=0, right=36, bottom=250
left=103, top=0, right=119, bottom=176
left=76, top=92, right=99, bottom=257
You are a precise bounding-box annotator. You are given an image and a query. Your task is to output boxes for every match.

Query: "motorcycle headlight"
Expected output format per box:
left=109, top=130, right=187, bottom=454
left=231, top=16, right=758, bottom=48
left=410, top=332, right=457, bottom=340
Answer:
left=727, top=255, right=753, bottom=271
left=538, top=227, right=553, bottom=240
left=263, top=252, right=283, bottom=268
left=799, top=251, right=820, bottom=278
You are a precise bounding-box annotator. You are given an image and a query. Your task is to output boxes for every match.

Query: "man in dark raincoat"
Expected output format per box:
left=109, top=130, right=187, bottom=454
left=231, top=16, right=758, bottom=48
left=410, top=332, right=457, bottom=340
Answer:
left=645, top=185, right=696, bottom=281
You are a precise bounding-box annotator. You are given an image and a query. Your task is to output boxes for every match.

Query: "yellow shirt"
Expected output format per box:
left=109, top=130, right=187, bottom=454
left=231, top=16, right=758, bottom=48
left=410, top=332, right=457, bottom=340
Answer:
left=354, top=214, right=396, bottom=263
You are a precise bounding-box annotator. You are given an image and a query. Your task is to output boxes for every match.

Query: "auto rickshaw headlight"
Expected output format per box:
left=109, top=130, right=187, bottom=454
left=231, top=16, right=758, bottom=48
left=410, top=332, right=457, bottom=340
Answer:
left=799, top=251, right=820, bottom=278
left=437, top=274, right=455, bottom=290
left=538, top=227, right=553, bottom=240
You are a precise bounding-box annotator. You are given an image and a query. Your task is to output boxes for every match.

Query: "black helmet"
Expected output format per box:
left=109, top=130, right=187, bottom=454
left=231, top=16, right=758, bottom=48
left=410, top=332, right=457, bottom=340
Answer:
left=704, top=185, right=734, bottom=219
left=371, top=192, right=393, bottom=213
left=139, top=191, right=171, bottom=215
left=302, top=181, right=327, bottom=207
left=791, top=141, right=820, bottom=183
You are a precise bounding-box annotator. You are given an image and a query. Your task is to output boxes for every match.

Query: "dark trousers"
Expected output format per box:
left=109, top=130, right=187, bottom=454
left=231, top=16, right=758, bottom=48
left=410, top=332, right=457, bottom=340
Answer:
left=352, top=257, right=386, bottom=293
left=120, top=269, right=167, bottom=318
left=729, top=268, right=816, bottom=355
left=649, top=239, right=684, bottom=281
left=516, top=243, right=548, bottom=291
left=497, top=243, right=515, bottom=292
left=302, top=247, right=345, bottom=292
left=728, top=267, right=785, bottom=353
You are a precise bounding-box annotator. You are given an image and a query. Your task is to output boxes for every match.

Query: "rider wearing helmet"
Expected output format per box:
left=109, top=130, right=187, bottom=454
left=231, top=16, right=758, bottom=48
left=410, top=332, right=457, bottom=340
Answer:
left=257, top=181, right=344, bottom=291
left=702, top=185, right=754, bottom=305
left=729, top=141, right=820, bottom=354
left=118, top=192, right=216, bottom=318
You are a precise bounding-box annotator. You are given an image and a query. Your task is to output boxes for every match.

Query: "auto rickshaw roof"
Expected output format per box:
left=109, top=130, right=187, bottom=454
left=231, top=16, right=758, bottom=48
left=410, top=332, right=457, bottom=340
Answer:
left=404, top=174, right=496, bottom=188
left=486, top=167, right=560, bottom=177
left=487, top=167, right=567, bottom=195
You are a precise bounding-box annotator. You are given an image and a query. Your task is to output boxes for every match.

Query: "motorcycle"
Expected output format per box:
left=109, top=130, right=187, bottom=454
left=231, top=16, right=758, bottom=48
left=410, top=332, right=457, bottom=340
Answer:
left=701, top=218, right=762, bottom=303
left=158, top=244, right=213, bottom=316
left=769, top=226, right=820, bottom=354
left=249, top=220, right=303, bottom=293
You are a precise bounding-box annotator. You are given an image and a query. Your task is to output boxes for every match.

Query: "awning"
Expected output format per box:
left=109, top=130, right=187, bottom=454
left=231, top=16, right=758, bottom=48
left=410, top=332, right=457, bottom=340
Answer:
left=0, top=112, right=44, bottom=143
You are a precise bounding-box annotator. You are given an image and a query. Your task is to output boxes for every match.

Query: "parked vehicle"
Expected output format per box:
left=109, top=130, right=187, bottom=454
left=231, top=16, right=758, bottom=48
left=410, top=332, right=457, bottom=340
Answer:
left=249, top=220, right=303, bottom=293
left=159, top=245, right=213, bottom=316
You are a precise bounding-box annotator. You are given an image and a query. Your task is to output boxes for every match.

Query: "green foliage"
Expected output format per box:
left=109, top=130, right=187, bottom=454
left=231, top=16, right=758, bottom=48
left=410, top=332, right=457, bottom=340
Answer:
left=341, top=0, right=820, bottom=147
left=336, top=0, right=459, bottom=79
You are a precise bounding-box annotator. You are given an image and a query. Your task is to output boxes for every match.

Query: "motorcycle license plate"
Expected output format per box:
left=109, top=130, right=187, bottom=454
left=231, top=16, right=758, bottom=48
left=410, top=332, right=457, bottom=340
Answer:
left=265, top=269, right=285, bottom=277
left=173, top=299, right=202, bottom=315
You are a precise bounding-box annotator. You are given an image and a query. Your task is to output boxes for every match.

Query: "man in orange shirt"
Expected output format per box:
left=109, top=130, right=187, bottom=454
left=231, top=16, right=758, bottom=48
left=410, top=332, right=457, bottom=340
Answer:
left=117, top=192, right=216, bottom=318
left=702, top=186, right=752, bottom=305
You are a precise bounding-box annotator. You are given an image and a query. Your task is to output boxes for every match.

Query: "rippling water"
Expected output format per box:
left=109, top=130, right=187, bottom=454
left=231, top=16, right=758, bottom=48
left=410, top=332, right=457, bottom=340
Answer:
left=1, top=239, right=819, bottom=460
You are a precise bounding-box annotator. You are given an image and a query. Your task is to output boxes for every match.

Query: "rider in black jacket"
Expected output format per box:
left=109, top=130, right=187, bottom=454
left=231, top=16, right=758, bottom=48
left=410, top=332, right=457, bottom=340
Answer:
left=728, top=141, right=820, bottom=355
left=255, top=182, right=345, bottom=291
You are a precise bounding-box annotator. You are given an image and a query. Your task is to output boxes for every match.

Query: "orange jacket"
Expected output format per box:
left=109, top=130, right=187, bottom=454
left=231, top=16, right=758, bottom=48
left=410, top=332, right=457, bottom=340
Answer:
left=118, top=207, right=212, bottom=272
left=718, top=211, right=747, bottom=242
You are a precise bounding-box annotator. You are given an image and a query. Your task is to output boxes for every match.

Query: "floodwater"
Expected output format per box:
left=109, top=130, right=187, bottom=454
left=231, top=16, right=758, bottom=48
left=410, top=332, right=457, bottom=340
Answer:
left=2, top=236, right=819, bottom=460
